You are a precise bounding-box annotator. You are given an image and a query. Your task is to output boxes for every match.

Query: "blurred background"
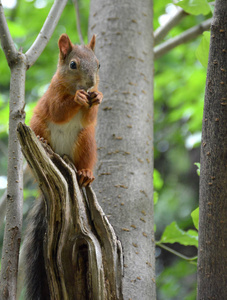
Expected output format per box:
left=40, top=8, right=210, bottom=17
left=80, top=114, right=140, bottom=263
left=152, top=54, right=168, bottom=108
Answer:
left=0, top=0, right=212, bottom=299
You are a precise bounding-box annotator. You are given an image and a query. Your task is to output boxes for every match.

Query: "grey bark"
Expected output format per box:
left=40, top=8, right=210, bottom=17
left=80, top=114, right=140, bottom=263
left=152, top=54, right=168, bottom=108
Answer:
left=17, top=123, right=123, bottom=300
left=89, top=1, right=156, bottom=299
left=0, top=1, right=68, bottom=298
left=197, top=0, right=227, bottom=299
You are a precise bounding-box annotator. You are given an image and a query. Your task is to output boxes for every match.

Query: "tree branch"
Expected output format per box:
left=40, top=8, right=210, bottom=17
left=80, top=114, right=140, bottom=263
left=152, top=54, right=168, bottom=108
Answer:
left=0, top=0, right=18, bottom=64
left=154, top=18, right=212, bottom=60
left=154, top=7, right=188, bottom=45
left=156, top=242, right=197, bottom=262
left=25, top=0, right=68, bottom=68
left=72, top=0, right=84, bottom=44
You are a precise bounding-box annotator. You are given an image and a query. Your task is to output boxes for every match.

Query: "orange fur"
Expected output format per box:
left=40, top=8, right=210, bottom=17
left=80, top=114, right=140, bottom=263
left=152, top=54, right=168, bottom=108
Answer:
left=74, top=125, right=97, bottom=170
left=30, top=34, right=103, bottom=186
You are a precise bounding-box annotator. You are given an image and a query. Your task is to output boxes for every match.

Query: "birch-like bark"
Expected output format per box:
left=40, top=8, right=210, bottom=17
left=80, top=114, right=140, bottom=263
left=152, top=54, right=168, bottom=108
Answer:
left=0, top=1, right=67, bottom=298
left=197, top=0, right=227, bottom=298
left=89, top=1, right=155, bottom=299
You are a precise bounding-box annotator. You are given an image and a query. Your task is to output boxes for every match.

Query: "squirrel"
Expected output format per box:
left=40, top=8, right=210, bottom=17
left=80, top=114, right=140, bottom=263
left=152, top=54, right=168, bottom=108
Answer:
left=30, top=33, right=103, bottom=186
left=22, top=34, right=102, bottom=300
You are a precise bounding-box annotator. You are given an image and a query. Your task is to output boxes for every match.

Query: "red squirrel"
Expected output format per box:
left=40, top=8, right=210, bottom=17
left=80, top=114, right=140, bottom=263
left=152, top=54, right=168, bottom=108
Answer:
left=30, top=33, right=103, bottom=186
left=22, top=35, right=102, bottom=300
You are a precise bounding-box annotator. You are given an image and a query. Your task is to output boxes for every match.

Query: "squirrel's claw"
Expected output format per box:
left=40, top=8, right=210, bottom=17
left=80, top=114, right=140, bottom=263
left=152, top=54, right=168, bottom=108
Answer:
left=89, top=91, right=103, bottom=106
left=75, top=90, right=103, bottom=107
left=75, top=90, right=90, bottom=106
left=37, top=135, right=48, bottom=144
left=77, top=169, right=95, bottom=187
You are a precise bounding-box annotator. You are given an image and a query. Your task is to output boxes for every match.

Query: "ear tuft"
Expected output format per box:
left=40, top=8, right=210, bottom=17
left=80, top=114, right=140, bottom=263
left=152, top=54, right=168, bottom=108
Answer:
left=88, top=34, right=96, bottom=51
left=58, top=34, right=73, bottom=59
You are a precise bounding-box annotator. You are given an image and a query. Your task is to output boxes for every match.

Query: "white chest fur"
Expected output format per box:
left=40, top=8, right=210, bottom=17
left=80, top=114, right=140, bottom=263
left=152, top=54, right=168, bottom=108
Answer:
left=48, top=111, right=83, bottom=160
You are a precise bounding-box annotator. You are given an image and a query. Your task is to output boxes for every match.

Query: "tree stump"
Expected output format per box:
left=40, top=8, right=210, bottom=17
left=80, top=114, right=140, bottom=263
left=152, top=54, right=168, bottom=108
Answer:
left=17, top=122, right=123, bottom=300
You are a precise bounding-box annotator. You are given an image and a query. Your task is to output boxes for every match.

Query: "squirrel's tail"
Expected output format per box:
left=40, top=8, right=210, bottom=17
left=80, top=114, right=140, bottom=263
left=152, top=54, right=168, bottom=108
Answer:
left=23, top=197, right=50, bottom=300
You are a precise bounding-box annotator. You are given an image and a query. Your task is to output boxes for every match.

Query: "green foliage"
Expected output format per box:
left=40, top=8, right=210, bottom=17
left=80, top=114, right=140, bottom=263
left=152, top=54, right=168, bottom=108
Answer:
left=154, top=168, right=164, bottom=190
left=153, top=0, right=172, bottom=30
left=191, top=207, right=199, bottom=229
left=154, top=191, right=159, bottom=206
left=196, top=31, right=210, bottom=68
left=7, top=20, right=27, bottom=38
left=157, top=259, right=197, bottom=300
left=153, top=168, right=164, bottom=205
left=158, top=221, right=198, bottom=247
left=23, top=187, right=38, bottom=200
left=25, top=102, right=37, bottom=124
left=194, top=162, right=200, bottom=176
left=0, top=101, right=9, bottom=135
left=176, top=0, right=211, bottom=15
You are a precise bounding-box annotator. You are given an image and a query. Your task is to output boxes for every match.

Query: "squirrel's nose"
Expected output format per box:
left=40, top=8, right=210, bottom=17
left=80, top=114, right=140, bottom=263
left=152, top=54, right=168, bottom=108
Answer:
left=86, top=75, right=96, bottom=88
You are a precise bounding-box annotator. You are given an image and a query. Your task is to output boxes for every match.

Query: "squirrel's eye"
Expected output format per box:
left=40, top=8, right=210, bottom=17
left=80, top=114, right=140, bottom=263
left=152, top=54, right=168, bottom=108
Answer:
left=70, top=61, right=77, bottom=69
left=98, top=63, right=101, bottom=69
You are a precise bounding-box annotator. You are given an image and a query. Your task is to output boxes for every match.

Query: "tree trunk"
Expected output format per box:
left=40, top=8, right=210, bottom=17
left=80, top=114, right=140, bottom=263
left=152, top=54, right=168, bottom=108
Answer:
left=197, top=0, right=227, bottom=299
left=89, top=1, right=156, bottom=299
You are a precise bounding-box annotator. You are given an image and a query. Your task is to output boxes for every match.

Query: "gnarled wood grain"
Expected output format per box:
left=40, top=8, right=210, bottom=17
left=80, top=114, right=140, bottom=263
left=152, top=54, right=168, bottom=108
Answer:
left=17, top=122, right=123, bottom=300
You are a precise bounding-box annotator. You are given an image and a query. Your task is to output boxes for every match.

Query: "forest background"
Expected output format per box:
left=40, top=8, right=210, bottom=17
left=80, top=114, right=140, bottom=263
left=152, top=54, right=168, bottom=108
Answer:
left=0, top=0, right=212, bottom=299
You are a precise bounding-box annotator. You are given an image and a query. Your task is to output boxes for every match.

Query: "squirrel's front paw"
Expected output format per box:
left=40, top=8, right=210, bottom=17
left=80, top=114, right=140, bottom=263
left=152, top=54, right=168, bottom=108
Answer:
left=74, top=90, right=90, bottom=106
left=77, top=169, right=95, bottom=187
left=88, top=91, right=103, bottom=106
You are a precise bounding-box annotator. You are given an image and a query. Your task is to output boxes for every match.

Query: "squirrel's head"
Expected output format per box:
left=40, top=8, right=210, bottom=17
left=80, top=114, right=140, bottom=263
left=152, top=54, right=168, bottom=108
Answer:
left=57, top=34, right=100, bottom=94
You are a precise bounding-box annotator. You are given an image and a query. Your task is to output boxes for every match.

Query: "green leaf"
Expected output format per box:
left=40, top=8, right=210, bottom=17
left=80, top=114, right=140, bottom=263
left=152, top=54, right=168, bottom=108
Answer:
left=153, top=168, right=164, bottom=190
left=23, top=188, right=38, bottom=200
left=0, top=104, right=9, bottom=134
left=176, top=0, right=211, bottom=15
left=154, top=191, right=159, bottom=205
left=194, top=162, right=200, bottom=176
left=159, top=221, right=198, bottom=247
left=191, top=207, right=199, bottom=230
left=196, top=31, right=210, bottom=68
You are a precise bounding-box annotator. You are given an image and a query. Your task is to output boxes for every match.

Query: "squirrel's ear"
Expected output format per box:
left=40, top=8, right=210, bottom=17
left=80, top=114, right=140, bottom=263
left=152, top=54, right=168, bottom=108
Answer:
left=88, top=34, right=96, bottom=51
left=58, top=34, right=73, bottom=59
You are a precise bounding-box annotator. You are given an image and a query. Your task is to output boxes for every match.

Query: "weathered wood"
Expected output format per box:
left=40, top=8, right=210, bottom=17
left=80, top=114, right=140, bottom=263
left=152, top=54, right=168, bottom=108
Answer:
left=17, top=122, right=123, bottom=300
